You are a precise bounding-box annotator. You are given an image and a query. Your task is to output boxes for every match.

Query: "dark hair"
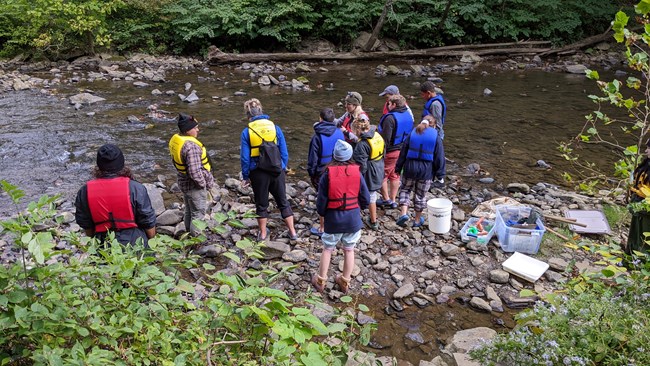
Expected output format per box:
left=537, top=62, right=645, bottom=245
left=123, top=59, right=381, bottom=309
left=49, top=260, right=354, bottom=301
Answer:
left=420, top=81, right=437, bottom=93
left=320, top=108, right=335, bottom=122
left=93, top=166, right=134, bottom=179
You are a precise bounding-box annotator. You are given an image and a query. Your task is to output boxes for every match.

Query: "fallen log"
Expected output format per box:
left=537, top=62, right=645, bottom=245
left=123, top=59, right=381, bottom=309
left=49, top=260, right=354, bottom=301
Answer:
left=207, top=41, right=552, bottom=65
left=537, top=28, right=613, bottom=57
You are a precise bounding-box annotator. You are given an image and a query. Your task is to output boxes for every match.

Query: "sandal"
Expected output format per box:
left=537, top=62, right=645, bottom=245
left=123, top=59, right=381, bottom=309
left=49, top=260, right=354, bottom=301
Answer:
left=309, top=227, right=324, bottom=237
left=311, top=273, right=327, bottom=293
left=412, top=217, right=426, bottom=228
left=335, top=275, right=351, bottom=294
left=396, top=214, right=409, bottom=227
left=365, top=217, right=379, bottom=231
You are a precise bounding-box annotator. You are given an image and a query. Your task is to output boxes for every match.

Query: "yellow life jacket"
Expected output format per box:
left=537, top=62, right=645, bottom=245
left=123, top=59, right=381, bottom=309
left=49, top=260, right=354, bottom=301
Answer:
left=367, top=131, right=385, bottom=161
left=169, top=134, right=211, bottom=174
left=248, top=119, right=277, bottom=157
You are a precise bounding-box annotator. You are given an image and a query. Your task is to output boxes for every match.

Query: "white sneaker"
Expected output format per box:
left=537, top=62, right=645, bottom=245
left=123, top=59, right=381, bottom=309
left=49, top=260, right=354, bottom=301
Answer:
left=435, top=177, right=444, bottom=184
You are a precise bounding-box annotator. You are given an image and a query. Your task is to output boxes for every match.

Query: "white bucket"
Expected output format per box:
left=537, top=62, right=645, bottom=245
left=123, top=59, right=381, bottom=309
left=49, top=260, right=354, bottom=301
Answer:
left=427, top=198, right=453, bottom=234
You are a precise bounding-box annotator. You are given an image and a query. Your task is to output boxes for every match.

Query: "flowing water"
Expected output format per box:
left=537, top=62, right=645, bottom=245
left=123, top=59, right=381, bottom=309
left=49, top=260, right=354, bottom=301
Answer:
left=0, top=60, right=626, bottom=363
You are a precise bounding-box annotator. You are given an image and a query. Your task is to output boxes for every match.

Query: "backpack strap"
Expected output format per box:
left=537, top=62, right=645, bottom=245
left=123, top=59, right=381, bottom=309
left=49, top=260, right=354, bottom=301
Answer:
left=249, top=127, right=267, bottom=143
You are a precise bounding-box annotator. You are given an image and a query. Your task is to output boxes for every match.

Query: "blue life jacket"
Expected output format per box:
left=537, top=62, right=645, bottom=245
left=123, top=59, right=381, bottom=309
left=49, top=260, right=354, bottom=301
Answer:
left=406, top=127, right=437, bottom=161
left=422, top=95, right=447, bottom=126
left=319, top=128, right=345, bottom=166
left=379, top=109, right=413, bottom=146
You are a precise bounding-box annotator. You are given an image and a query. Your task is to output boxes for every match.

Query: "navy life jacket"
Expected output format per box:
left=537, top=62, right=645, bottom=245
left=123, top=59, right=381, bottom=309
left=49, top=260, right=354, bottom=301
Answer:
left=379, top=109, right=413, bottom=146
left=422, top=95, right=447, bottom=126
left=406, top=127, right=438, bottom=161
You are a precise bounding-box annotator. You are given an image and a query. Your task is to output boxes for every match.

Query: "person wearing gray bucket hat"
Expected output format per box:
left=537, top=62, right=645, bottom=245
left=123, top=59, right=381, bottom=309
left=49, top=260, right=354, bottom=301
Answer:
left=75, top=144, right=156, bottom=247
left=312, top=139, right=370, bottom=294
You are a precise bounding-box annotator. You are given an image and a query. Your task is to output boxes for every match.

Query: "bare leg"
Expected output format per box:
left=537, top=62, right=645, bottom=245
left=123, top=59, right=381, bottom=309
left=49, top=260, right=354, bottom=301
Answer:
left=400, top=205, right=408, bottom=216
left=380, top=181, right=390, bottom=201
left=414, top=211, right=422, bottom=222
left=318, top=249, right=333, bottom=279
left=389, top=179, right=400, bottom=202
left=283, top=215, right=296, bottom=237
left=319, top=216, right=325, bottom=232
left=342, top=249, right=355, bottom=279
left=257, top=217, right=268, bottom=238
left=369, top=203, right=377, bottom=223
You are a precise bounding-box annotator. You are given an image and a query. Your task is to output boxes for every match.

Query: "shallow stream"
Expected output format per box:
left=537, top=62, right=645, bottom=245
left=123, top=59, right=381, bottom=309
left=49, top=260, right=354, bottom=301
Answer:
left=0, top=59, right=627, bottom=363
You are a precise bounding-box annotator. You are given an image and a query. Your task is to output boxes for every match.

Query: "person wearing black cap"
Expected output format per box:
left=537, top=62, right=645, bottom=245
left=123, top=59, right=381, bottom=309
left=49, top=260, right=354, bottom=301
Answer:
left=74, top=144, right=156, bottom=246
left=169, top=112, right=214, bottom=236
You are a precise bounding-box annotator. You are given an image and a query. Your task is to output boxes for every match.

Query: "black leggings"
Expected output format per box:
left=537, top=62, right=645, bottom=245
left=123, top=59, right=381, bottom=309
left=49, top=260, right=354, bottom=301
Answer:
left=250, top=169, right=294, bottom=218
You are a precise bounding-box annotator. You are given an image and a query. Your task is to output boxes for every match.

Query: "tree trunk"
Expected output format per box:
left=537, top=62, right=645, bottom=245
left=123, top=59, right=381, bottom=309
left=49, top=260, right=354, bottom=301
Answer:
left=438, top=0, right=453, bottom=32
left=363, top=0, right=393, bottom=52
left=207, top=41, right=552, bottom=64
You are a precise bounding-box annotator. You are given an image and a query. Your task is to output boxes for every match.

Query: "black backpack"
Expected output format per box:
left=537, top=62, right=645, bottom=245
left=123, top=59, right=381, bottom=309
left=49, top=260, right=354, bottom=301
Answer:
left=250, top=128, right=283, bottom=174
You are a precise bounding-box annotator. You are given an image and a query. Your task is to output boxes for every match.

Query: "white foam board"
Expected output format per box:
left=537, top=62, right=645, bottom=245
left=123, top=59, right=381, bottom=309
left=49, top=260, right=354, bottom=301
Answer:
left=502, top=252, right=549, bottom=282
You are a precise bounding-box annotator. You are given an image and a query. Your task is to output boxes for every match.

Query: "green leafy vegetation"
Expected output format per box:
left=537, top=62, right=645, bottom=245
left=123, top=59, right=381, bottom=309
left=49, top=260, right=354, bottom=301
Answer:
left=471, top=3, right=650, bottom=364
left=560, top=1, right=650, bottom=193
left=470, top=238, right=650, bottom=366
left=0, top=0, right=624, bottom=59
left=0, top=181, right=375, bottom=365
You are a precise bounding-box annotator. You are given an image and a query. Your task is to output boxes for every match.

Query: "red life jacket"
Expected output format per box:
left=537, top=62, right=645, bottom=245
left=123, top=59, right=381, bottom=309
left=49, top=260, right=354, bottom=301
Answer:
left=326, top=164, right=361, bottom=210
left=87, top=177, right=138, bottom=233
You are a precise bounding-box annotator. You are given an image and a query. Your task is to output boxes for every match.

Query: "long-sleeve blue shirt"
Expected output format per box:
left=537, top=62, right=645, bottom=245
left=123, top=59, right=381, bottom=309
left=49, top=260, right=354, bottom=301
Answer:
left=240, top=115, right=289, bottom=180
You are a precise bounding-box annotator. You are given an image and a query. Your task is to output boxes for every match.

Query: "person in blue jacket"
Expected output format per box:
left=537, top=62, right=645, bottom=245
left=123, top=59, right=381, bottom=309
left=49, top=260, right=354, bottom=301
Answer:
left=240, top=98, right=298, bottom=241
left=312, top=140, right=370, bottom=294
left=394, top=117, right=446, bottom=228
left=308, top=107, right=345, bottom=236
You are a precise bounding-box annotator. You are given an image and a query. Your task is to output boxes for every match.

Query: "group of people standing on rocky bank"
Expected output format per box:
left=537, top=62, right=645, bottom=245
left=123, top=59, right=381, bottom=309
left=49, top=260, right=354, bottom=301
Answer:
left=73, top=81, right=448, bottom=294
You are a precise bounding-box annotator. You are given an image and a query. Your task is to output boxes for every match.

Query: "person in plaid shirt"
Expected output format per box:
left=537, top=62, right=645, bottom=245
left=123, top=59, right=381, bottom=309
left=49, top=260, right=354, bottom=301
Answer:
left=169, top=113, right=214, bottom=235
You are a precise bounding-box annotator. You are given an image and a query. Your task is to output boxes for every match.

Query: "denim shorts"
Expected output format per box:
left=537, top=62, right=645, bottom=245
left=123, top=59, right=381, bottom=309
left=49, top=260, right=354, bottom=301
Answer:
left=322, top=230, right=362, bottom=251
left=369, top=191, right=378, bottom=204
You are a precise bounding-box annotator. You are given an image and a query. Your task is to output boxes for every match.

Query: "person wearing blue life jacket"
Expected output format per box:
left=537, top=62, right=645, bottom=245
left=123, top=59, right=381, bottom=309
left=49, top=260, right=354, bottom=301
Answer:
left=308, top=107, right=345, bottom=236
left=421, top=81, right=447, bottom=187
left=379, top=84, right=414, bottom=120
left=421, top=80, right=447, bottom=139
left=240, top=98, right=298, bottom=242
left=378, top=94, right=415, bottom=209
left=394, top=117, right=446, bottom=228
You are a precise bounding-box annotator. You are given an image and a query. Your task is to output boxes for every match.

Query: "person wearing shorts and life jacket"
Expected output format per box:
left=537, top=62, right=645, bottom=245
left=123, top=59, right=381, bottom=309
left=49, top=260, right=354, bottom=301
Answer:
left=394, top=117, right=446, bottom=228
left=311, top=140, right=370, bottom=294
left=169, top=112, right=214, bottom=236
left=240, top=98, right=298, bottom=242
left=352, top=118, right=385, bottom=231
left=335, top=91, right=369, bottom=144
left=307, top=107, right=345, bottom=237
left=378, top=94, right=415, bottom=209
left=379, top=84, right=414, bottom=120
left=75, top=144, right=156, bottom=247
